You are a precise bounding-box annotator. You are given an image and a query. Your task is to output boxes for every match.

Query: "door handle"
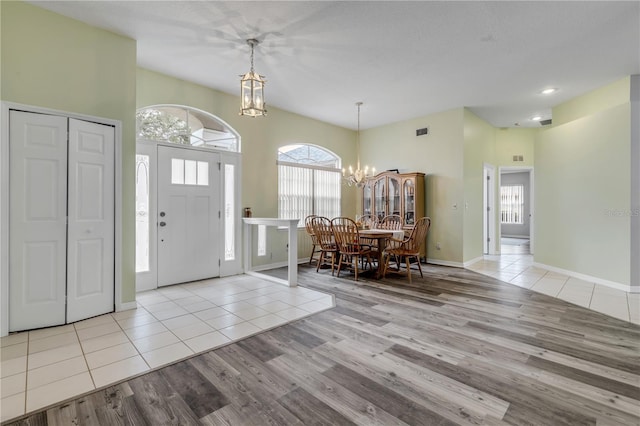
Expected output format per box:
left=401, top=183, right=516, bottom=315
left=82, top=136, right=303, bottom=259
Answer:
left=159, top=221, right=166, bottom=227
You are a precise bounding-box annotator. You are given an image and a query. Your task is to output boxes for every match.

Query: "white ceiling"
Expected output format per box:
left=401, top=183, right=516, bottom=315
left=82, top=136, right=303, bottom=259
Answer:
left=29, top=1, right=640, bottom=130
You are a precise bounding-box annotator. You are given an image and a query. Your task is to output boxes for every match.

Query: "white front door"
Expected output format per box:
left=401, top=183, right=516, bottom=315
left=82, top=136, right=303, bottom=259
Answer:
left=8, top=111, right=115, bottom=332
left=66, top=118, right=115, bottom=323
left=9, top=111, right=68, bottom=330
left=157, top=146, right=220, bottom=286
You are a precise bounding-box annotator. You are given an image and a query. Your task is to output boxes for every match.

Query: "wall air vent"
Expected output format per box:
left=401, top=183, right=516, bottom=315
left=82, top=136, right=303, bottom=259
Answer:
left=416, top=127, right=429, bottom=136
left=540, top=119, right=552, bottom=126
left=512, top=155, right=524, bottom=162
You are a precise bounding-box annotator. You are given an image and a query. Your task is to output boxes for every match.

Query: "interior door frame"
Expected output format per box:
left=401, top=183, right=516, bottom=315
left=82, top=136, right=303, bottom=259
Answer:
left=483, top=163, right=496, bottom=255
left=498, top=166, right=535, bottom=254
left=0, top=102, right=123, bottom=337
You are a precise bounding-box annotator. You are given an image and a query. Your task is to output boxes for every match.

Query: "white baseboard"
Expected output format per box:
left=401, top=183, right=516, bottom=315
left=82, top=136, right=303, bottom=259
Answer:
left=250, top=261, right=289, bottom=272
left=532, top=262, right=631, bottom=292
left=248, top=258, right=314, bottom=273
left=426, top=258, right=464, bottom=268
left=463, top=256, right=484, bottom=267
left=116, top=301, right=138, bottom=312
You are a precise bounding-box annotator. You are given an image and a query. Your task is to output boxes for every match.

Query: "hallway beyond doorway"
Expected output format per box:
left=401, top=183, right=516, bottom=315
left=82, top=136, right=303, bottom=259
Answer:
left=500, top=237, right=530, bottom=255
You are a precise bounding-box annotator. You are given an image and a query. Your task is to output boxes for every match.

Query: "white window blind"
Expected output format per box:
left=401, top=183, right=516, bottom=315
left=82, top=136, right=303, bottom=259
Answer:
left=501, top=184, right=524, bottom=224
left=277, top=145, right=341, bottom=223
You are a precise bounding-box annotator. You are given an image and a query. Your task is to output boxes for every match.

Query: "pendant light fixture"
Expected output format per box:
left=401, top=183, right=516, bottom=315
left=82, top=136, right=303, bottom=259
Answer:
left=239, top=38, right=267, bottom=117
left=343, top=101, right=375, bottom=187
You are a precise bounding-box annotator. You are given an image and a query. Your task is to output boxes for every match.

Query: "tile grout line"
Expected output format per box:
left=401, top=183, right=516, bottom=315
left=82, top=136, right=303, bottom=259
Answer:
left=74, top=321, right=97, bottom=392
left=22, top=330, right=30, bottom=417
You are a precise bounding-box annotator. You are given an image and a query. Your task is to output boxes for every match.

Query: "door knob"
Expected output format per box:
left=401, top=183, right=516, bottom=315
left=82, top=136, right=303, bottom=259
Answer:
left=160, top=212, right=166, bottom=217
left=159, top=221, right=166, bottom=227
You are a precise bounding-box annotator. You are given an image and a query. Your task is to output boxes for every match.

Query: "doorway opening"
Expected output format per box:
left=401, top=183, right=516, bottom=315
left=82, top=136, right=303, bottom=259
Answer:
left=498, top=167, right=534, bottom=256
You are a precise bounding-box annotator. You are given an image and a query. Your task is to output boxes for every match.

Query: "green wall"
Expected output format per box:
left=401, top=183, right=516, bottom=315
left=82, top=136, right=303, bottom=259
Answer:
left=1, top=1, right=138, bottom=303
left=463, top=109, right=496, bottom=262
left=361, top=108, right=465, bottom=264
left=554, top=77, right=631, bottom=126
left=495, top=128, right=536, bottom=167
left=535, top=78, right=631, bottom=286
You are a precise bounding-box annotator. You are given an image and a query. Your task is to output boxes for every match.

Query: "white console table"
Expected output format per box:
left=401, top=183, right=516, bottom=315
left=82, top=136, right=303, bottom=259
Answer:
left=243, top=218, right=299, bottom=287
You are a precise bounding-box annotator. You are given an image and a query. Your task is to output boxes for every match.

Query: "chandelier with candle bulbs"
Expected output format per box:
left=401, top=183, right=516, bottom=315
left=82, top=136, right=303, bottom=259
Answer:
left=239, top=38, right=267, bottom=117
left=343, top=102, right=375, bottom=187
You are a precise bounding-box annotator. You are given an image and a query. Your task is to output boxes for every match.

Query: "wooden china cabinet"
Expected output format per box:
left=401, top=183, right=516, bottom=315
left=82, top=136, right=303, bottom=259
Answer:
left=361, top=171, right=425, bottom=229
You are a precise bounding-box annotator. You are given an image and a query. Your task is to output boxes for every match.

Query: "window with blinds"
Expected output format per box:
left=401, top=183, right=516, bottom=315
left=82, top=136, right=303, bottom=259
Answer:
left=277, top=144, right=341, bottom=224
left=501, top=184, right=524, bottom=224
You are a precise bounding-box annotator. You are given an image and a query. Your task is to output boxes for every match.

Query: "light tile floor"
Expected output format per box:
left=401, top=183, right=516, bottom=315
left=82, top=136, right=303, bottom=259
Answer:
left=467, top=252, right=638, bottom=325
left=0, top=274, right=334, bottom=422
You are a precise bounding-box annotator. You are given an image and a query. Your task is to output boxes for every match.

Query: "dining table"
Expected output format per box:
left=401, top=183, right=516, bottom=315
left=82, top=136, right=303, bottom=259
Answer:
left=358, top=228, right=405, bottom=279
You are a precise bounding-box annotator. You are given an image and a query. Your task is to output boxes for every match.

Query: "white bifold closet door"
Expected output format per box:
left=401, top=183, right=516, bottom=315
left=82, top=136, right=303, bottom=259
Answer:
left=9, top=110, right=115, bottom=332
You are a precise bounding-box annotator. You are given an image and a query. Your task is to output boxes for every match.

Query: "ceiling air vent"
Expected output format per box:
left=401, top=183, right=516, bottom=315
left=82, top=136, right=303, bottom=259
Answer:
left=540, top=119, right=552, bottom=126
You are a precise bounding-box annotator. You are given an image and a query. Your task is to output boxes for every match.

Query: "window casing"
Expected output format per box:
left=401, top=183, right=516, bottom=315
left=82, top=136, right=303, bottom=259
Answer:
left=277, top=145, right=341, bottom=224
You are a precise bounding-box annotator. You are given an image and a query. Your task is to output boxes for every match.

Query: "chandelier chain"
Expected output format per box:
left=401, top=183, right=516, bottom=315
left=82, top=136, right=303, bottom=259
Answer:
left=342, top=101, right=374, bottom=187
left=250, top=42, right=255, bottom=73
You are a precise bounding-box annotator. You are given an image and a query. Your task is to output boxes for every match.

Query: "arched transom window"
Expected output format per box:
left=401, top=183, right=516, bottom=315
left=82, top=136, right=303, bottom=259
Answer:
left=136, top=105, right=239, bottom=152
left=277, top=144, right=342, bottom=223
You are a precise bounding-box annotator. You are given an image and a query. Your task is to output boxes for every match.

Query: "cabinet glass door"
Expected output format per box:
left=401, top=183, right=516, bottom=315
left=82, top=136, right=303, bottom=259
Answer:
left=374, top=178, right=386, bottom=221
left=403, top=178, right=416, bottom=225
left=388, top=176, right=401, bottom=217
left=363, top=181, right=372, bottom=216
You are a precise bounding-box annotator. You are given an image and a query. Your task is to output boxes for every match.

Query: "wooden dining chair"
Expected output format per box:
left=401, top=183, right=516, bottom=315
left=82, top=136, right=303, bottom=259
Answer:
left=375, top=214, right=405, bottom=255
left=377, top=214, right=403, bottom=230
left=383, top=216, right=431, bottom=283
left=310, top=216, right=339, bottom=275
left=331, top=217, right=376, bottom=281
left=304, top=215, right=321, bottom=265
left=358, top=214, right=378, bottom=229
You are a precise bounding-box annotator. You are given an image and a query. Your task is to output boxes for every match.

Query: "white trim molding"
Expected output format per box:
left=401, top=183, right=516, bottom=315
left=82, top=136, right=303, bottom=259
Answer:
left=427, top=258, right=465, bottom=268
left=463, top=256, right=485, bottom=268
left=533, top=262, right=631, bottom=292
left=117, top=301, right=138, bottom=312
left=630, top=75, right=639, bottom=293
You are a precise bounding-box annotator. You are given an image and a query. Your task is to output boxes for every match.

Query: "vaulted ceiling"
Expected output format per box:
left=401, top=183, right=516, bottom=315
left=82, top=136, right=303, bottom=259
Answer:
left=29, top=1, right=640, bottom=129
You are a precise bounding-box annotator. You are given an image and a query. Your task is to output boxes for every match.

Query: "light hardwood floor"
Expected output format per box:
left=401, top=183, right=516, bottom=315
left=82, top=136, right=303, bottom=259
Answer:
left=4, top=263, right=639, bottom=425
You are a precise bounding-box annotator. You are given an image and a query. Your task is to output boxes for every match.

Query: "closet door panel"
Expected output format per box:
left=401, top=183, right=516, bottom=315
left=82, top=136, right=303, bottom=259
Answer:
left=66, top=118, right=115, bottom=323
left=9, top=111, right=68, bottom=331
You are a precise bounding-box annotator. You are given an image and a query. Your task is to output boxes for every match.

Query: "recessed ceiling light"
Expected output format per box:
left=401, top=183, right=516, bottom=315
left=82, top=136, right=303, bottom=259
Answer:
left=531, top=115, right=542, bottom=121
left=540, top=88, right=558, bottom=95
